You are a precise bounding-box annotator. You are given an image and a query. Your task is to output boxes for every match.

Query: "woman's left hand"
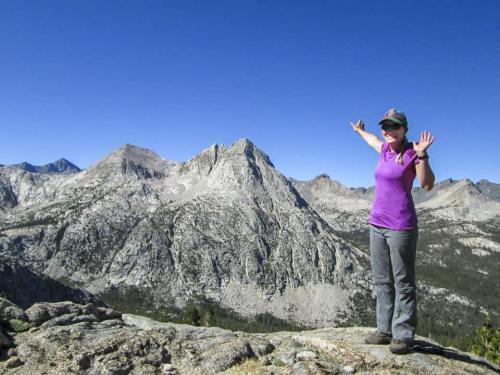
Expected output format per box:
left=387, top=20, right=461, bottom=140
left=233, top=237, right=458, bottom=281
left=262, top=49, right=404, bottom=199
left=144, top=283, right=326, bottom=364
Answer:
left=413, top=131, right=435, bottom=156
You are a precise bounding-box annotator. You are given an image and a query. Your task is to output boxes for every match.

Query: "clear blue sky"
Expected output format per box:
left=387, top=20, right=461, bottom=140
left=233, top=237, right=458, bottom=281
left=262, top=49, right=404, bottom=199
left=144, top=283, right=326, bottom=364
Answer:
left=1, top=0, right=499, bottom=187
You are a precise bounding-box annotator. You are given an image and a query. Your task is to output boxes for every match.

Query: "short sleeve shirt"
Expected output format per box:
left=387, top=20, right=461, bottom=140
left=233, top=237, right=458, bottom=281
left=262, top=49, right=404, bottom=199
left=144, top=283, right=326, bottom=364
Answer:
left=368, top=142, right=420, bottom=231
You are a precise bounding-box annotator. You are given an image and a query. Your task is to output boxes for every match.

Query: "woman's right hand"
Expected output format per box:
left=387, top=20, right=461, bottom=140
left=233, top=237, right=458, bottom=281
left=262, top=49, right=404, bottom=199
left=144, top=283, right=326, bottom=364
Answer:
left=350, top=119, right=365, bottom=133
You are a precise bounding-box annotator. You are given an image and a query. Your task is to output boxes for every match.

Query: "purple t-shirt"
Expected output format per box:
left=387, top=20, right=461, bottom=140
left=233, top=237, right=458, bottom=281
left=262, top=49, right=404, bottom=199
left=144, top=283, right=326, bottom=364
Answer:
left=369, top=142, right=420, bottom=231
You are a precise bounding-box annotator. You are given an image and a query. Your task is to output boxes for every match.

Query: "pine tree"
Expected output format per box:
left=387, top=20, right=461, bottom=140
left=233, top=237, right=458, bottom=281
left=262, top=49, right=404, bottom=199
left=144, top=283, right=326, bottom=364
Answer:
left=471, top=316, right=500, bottom=365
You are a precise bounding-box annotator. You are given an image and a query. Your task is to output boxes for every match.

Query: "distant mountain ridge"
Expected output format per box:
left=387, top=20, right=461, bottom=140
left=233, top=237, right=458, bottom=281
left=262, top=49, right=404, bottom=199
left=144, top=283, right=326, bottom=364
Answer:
left=1, top=158, right=81, bottom=174
left=476, top=179, right=500, bottom=201
left=292, top=174, right=500, bottom=219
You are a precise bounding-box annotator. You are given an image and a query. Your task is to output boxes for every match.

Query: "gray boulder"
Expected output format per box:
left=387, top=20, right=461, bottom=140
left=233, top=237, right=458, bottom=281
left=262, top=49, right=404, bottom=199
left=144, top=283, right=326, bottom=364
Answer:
left=0, top=298, right=26, bottom=324
left=25, top=301, right=121, bottom=327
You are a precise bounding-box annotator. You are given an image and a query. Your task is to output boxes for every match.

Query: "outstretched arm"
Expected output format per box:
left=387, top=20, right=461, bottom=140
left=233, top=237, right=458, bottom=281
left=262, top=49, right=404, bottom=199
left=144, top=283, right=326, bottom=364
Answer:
left=351, top=120, right=384, bottom=153
left=414, top=131, right=435, bottom=191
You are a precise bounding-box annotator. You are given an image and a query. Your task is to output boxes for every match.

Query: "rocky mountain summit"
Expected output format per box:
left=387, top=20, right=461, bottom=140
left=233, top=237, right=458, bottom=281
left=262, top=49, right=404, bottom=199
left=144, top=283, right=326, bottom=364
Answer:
left=1, top=299, right=498, bottom=375
left=0, top=140, right=370, bottom=328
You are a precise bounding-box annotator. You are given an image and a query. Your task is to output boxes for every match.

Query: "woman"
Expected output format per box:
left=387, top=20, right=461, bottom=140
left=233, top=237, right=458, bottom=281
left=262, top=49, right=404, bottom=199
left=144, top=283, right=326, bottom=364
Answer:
left=351, top=108, right=435, bottom=354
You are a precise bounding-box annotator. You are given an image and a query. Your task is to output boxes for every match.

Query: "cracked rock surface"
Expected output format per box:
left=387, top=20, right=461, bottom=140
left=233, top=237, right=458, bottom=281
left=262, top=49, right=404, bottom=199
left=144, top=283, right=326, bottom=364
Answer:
left=1, top=300, right=498, bottom=375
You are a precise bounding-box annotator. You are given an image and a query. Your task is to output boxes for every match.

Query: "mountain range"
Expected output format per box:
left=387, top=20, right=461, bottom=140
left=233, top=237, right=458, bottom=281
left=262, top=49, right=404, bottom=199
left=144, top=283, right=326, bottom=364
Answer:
left=2, top=159, right=81, bottom=175
left=0, top=141, right=371, bottom=329
left=1, top=140, right=498, bottom=347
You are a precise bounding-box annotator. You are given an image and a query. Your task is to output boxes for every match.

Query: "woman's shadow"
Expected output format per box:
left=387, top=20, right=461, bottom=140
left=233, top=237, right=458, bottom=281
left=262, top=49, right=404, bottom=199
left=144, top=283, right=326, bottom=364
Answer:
left=410, top=339, right=500, bottom=374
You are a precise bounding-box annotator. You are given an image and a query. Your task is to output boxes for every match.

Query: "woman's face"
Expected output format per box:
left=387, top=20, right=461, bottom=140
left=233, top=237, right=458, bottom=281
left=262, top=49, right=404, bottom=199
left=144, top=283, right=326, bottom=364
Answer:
left=381, top=121, right=406, bottom=146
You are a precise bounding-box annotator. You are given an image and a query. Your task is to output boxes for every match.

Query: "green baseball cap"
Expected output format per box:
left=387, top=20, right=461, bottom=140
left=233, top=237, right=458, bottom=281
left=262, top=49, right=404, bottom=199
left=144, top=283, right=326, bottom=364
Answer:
left=379, top=108, right=408, bottom=127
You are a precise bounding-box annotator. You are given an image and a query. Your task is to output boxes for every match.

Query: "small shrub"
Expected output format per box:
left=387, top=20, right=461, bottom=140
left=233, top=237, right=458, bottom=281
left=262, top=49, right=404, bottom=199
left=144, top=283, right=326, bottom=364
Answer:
left=272, top=358, right=286, bottom=367
left=8, top=319, right=30, bottom=332
left=181, top=304, right=201, bottom=326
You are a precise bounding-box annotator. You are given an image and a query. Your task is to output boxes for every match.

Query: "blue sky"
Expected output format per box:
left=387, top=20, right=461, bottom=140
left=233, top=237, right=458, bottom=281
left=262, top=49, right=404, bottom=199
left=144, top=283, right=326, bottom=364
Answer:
left=1, top=0, right=499, bottom=187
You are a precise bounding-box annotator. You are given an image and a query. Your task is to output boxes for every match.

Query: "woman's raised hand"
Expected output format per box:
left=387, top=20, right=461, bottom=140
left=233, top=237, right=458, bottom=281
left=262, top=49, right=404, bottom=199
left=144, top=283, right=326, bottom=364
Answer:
left=413, top=131, right=435, bottom=155
left=351, top=120, right=365, bottom=133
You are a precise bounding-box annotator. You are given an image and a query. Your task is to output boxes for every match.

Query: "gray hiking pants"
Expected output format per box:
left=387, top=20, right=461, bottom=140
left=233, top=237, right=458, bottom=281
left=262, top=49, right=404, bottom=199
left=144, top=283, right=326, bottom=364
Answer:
left=370, top=224, right=418, bottom=342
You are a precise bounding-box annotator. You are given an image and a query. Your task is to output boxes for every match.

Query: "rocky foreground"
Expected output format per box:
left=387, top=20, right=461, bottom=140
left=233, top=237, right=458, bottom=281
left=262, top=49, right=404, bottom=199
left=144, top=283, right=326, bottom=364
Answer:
left=1, top=299, right=498, bottom=375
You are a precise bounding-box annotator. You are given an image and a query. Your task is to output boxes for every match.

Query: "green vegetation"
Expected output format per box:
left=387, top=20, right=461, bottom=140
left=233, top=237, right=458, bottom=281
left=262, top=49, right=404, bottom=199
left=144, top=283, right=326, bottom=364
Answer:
left=471, top=316, right=500, bottom=365
left=219, top=358, right=267, bottom=375
left=100, top=286, right=306, bottom=333
left=8, top=319, right=30, bottom=332
left=272, top=358, right=286, bottom=366
left=416, top=293, right=484, bottom=351
left=336, top=290, right=376, bottom=328
left=181, top=303, right=201, bottom=326
left=178, top=301, right=305, bottom=332
left=415, top=217, right=500, bottom=354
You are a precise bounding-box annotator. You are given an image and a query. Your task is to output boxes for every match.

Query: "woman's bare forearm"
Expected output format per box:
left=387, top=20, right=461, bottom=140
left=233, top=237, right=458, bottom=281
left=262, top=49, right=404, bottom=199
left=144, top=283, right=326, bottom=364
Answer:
left=355, top=128, right=383, bottom=153
left=416, top=159, right=435, bottom=191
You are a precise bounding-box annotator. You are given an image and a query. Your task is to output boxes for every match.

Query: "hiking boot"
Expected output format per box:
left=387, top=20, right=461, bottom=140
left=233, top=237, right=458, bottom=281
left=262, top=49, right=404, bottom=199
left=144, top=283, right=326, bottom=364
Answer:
left=364, top=331, right=392, bottom=345
left=389, top=339, right=412, bottom=354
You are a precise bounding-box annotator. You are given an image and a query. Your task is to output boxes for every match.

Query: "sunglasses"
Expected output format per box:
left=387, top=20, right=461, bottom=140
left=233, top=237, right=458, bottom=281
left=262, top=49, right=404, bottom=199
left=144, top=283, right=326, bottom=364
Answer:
left=381, top=123, right=402, bottom=131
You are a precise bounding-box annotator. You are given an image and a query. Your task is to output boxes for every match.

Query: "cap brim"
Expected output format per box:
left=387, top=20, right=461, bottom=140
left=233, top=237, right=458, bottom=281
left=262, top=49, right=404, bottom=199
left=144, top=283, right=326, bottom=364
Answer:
left=379, top=117, right=406, bottom=126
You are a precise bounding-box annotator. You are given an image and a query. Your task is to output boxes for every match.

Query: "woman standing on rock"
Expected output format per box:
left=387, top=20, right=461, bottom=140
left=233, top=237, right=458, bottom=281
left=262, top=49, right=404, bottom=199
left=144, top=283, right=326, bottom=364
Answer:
left=351, top=108, right=435, bottom=354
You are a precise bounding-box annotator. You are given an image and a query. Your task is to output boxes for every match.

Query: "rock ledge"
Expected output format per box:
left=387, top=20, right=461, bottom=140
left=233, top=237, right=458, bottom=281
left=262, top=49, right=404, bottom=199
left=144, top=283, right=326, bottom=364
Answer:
left=1, top=301, right=498, bottom=374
